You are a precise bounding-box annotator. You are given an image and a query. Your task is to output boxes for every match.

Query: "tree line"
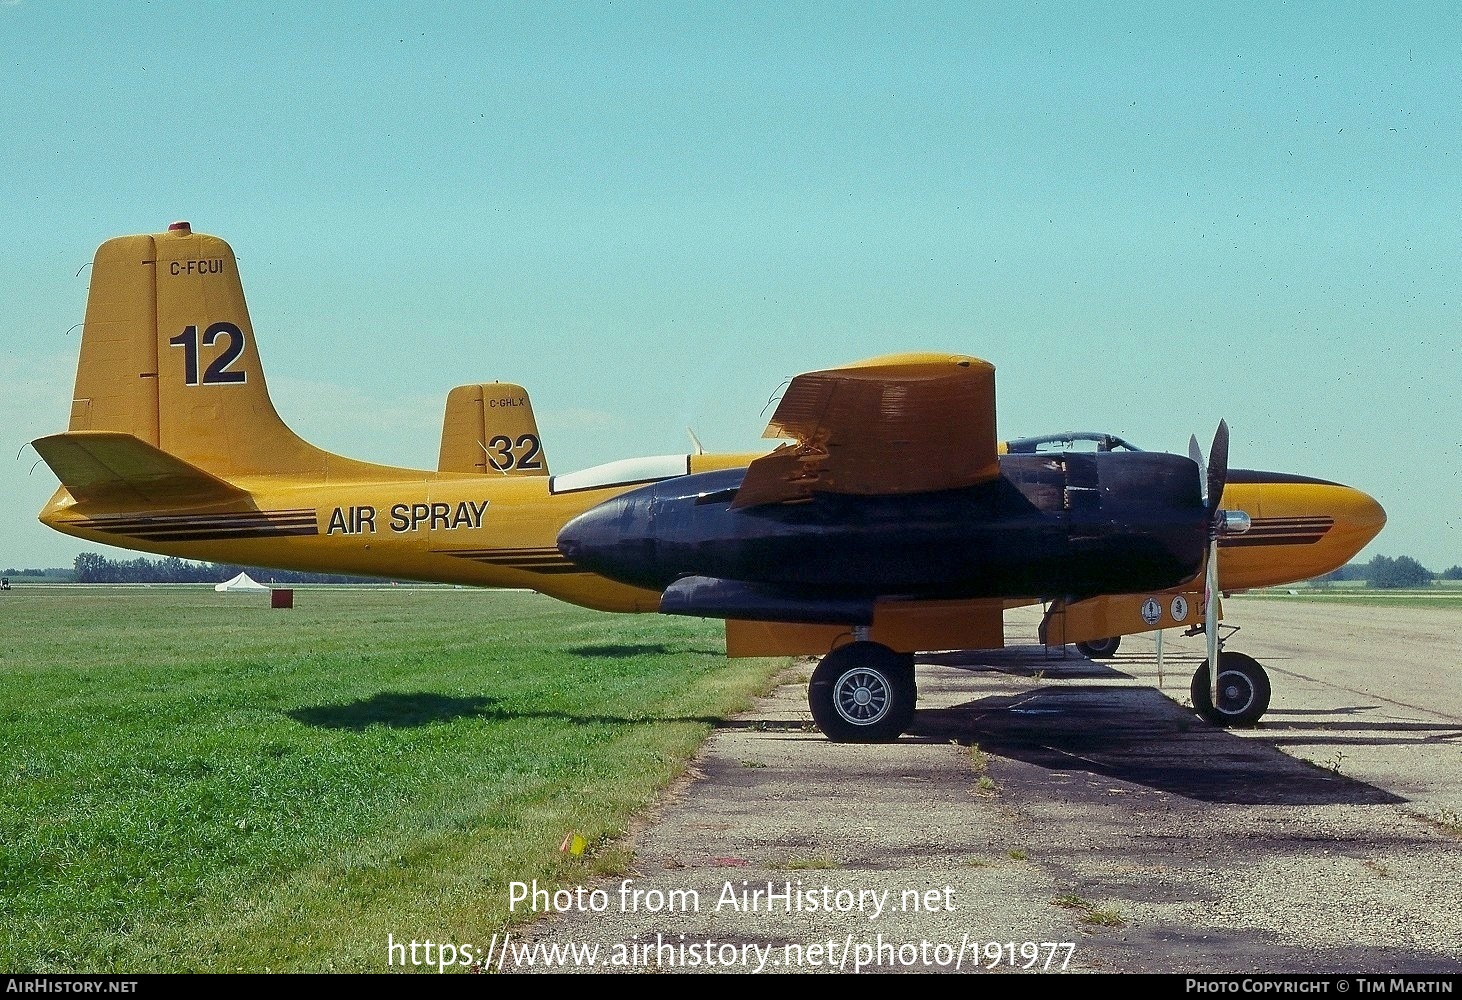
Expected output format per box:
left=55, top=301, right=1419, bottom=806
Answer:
left=68, top=552, right=379, bottom=585
left=1314, top=555, right=1462, bottom=588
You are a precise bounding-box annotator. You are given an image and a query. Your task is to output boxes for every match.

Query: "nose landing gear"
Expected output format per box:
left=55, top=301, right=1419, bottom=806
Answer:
left=1190, top=650, right=1271, bottom=727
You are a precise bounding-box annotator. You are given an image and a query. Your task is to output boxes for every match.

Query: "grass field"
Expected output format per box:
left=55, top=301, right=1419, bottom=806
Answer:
left=1244, top=582, right=1462, bottom=610
left=0, top=587, right=789, bottom=972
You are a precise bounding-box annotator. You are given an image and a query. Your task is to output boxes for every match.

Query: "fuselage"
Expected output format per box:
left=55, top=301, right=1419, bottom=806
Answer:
left=41, top=448, right=1384, bottom=614
left=39, top=468, right=671, bottom=611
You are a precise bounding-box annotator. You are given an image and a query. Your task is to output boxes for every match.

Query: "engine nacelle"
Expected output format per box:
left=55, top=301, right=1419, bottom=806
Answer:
left=557, top=451, right=1210, bottom=604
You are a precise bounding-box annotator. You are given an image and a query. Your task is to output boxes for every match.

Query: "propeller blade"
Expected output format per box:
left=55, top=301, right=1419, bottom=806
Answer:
left=1206, top=536, right=1221, bottom=704
left=1201, top=420, right=1234, bottom=706
left=1206, top=420, right=1229, bottom=514
left=1188, top=435, right=1206, bottom=506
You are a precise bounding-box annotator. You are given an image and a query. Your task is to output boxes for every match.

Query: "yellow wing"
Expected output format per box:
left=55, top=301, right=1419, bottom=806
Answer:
left=731, top=352, right=998, bottom=509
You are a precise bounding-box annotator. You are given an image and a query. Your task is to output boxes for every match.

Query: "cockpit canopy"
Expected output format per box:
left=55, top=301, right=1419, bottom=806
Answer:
left=1001, top=431, right=1143, bottom=455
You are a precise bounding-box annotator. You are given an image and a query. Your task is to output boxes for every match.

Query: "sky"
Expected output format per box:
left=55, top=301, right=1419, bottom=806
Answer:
left=2, top=2, right=1458, bottom=572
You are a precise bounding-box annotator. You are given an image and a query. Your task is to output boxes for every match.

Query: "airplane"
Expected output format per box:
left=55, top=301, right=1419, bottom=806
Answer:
left=33, top=223, right=1387, bottom=742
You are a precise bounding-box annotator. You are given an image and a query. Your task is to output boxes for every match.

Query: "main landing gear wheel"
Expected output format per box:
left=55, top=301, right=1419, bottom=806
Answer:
left=807, top=641, right=916, bottom=743
left=1190, top=651, right=1271, bottom=727
left=1076, top=635, right=1121, bottom=658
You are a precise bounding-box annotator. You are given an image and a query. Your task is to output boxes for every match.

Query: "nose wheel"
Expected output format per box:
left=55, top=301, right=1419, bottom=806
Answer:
left=1190, top=651, right=1271, bottom=727
left=808, top=641, right=917, bottom=743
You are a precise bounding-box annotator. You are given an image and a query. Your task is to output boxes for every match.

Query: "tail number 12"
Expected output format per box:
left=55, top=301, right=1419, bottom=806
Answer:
left=169, top=323, right=248, bottom=386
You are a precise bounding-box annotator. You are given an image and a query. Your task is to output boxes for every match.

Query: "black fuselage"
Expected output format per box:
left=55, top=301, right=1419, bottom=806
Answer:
left=557, top=451, right=1209, bottom=603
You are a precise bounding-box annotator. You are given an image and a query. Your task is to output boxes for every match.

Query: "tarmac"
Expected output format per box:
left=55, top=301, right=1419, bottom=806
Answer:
left=505, top=598, right=1462, bottom=974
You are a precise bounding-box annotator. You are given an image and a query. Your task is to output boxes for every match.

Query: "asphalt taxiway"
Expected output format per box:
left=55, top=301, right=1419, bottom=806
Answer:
left=508, top=598, right=1462, bottom=974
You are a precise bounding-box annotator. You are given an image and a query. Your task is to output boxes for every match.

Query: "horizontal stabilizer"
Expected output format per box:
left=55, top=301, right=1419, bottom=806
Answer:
left=32, top=431, right=248, bottom=506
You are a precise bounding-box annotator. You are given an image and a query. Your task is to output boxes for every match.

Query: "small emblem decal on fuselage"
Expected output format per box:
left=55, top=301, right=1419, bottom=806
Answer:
left=1170, top=595, right=1189, bottom=621
left=1141, top=597, right=1162, bottom=625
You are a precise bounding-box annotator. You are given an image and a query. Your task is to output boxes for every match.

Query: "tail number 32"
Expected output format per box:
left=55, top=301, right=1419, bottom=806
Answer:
left=169, top=323, right=247, bottom=386
left=486, top=434, right=542, bottom=471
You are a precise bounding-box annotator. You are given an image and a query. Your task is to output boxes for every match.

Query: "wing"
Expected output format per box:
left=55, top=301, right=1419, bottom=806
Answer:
left=731, top=352, right=998, bottom=509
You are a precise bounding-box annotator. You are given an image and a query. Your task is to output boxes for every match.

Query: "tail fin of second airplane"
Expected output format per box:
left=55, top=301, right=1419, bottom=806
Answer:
left=438, top=383, right=550, bottom=476
left=64, top=223, right=395, bottom=482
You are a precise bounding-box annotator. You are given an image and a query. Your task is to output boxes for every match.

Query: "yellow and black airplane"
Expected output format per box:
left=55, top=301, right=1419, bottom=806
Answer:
left=34, top=224, right=1387, bottom=742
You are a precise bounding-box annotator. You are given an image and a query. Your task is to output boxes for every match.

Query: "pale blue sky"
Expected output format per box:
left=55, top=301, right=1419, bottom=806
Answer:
left=2, top=2, right=1458, bottom=570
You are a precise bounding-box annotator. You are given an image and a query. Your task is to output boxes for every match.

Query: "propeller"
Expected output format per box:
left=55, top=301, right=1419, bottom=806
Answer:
left=1190, top=419, right=1230, bottom=515
left=1192, top=420, right=1250, bottom=704
left=1206, top=420, right=1229, bottom=516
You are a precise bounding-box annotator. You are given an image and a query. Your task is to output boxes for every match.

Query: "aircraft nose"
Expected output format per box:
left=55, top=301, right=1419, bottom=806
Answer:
left=555, top=505, right=614, bottom=567
left=556, top=492, right=663, bottom=588
left=1331, top=485, right=1387, bottom=560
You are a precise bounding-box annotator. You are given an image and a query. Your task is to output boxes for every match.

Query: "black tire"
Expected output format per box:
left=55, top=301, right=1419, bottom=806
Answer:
left=807, top=641, right=917, bottom=743
left=1076, top=635, right=1121, bottom=658
left=1190, top=651, right=1271, bottom=727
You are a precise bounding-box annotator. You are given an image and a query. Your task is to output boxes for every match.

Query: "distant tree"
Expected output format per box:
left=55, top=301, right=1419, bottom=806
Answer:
left=69, top=550, right=377, bottom=585
left=1442, top=565, right=1462, bottom=581
left=1311, top=562, right=1367, bottom=585
left=73, top=552, right=110, bottom=583
left=157, top=556, right=213, bottom=583
left=209, top=563, right=379, bottom=585
left=1366, top=555, right=1433, bottom=589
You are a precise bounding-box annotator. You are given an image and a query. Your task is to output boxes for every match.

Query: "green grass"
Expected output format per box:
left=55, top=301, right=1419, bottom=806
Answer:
left=1242, top=584, right=1462, bottom=610
left=0, top=587, right=787, bottom=972
left=1081, top=907, right=1126, bottom=928
left=777, top=854, right=840, bottom=871
left=1050, top=894, right=1126, bottom=927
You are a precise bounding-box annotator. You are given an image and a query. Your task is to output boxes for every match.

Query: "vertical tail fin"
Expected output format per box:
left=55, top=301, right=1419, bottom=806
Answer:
left=67, top=223, right=394, bottom=481
left=438, top=383, right=550, bottom=476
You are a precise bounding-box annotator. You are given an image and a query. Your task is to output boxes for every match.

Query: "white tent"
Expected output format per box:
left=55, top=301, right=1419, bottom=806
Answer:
left=214, top=572, right=270, bottom=593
